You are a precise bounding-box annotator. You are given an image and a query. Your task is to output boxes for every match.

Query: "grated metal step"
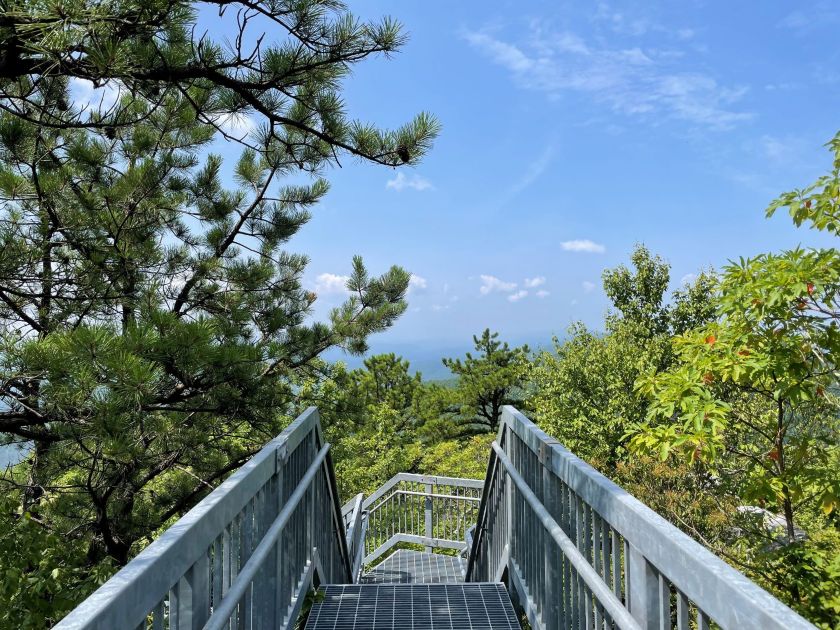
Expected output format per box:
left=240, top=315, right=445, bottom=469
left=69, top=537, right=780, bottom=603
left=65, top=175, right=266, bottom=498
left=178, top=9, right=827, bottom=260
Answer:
left=361, top=550, right=464, bottom=584
left=304, top=583, right=520, bottom=630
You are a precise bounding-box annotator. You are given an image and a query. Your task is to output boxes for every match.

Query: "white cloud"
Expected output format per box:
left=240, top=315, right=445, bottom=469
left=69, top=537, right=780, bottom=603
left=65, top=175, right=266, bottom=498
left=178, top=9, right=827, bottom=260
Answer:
left=777, top=6, right=839, bottom=32
left=464, top=25, right=751, bottom=130
left=214, top=111, right=257, bottom=137
left=462, top=32, right=534, bottom=72
left=432, top=304, right=450, bottom=312
left=680, top=273, right=697, bottom=286
left=314, top=273, right=350, bottom=295
left=582, top=281, right=597, bottom=293
left=507, top=145, right=555, bottom=197
left=536, top=290, right=550, bottom=298
left=408, top=274, right=428, bottom=294
left=524, top=276, right=546, bottom=288
left=69, top=78, right=123, bottom=113
left=386, top=172, right=434, bottom=192
left=508, top=290, right=529, bottom=302
left=479, top=275, right=517, bottom=295
left=561, top=239, right=606, bottom=254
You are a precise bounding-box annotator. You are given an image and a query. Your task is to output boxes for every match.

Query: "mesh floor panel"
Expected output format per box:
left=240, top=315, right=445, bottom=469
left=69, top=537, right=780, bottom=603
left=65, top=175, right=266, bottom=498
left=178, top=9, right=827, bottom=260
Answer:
left=304, top=583, right=520, bottom=630
left=361, top=550, right=464, bottom=584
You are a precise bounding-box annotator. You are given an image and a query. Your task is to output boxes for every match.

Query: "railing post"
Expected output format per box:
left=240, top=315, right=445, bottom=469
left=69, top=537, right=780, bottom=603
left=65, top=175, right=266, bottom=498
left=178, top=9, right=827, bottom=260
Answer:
left=542, top=452, right=557, bottom=630
left=424, top=482, right=433, bottom=553
left=274, top=447, right=287, bottom=629
left=628, top=544, right=659, bottom=630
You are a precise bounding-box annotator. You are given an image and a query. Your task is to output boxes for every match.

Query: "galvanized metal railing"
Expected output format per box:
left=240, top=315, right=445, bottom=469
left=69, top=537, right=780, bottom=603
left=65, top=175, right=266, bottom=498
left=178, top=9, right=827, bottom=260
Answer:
left=360, top=473, right=483, bottom=566
left=341, top=492, right=367, bottom=582
left=56, top=407, right=352, bottom=630
left=466, top=406, right=816, bottom=630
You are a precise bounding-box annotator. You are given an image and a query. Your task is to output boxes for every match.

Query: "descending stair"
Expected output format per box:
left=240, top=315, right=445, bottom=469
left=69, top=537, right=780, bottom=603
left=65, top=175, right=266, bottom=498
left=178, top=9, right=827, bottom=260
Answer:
left=360, top=550, right=465, bottom=584
left=305, top=551, right=520, bottom=630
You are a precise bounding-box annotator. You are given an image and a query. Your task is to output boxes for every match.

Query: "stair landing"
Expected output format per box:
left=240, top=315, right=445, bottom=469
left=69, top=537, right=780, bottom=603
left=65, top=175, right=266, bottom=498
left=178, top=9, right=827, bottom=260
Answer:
left=360, top=550, right=464, bottom=584
left=304, top=583, right=520, bottom=630
left=305, top=550, right=520, bottom=630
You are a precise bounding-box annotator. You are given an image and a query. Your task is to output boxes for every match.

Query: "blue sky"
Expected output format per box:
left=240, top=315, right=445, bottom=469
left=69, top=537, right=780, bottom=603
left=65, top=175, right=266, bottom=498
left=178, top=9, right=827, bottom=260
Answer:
left=74, top=1, right=840, bottom=372
left=294, top=1, right=840, bottom=362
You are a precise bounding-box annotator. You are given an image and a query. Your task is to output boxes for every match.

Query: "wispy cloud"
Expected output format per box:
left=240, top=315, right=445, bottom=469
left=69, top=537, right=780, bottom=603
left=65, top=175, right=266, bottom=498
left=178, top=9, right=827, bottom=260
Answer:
left=524, top=276, right=546, bottom=288
left=582, top=281, right=597, bottom=293
left=778, top=4, right=840, bottom=32
left=479, top=275, right=517, bottom=295
left=593, top=3, right=695, bottom=40
left=536, top=290, right=550, bottom=298
left=407, top=274, right=428, bottom=295
left=386, top=172, right=434, bottom=192
left=508, top=290, right=529, bottom=302
left=463, top=25, right=751, bottom=130
left=314, top=273, right=350, bottom=295
left=561, top=239, right=606, bottom=254
left=507, top=145, right=555, bottom=197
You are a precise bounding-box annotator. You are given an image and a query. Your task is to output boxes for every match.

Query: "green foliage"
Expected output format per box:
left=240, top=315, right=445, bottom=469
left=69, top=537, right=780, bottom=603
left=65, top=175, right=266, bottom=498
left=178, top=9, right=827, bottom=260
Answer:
left=0, top=3, right=438, bottom=622
left=0, top=492, right=113, bottom=629
left=629, top=133, right=840, bottom=622
left=294, top=357, right=422, bottom=498
left=0, top=0, right=440, bottom=167
left=529, top=245, right=716, bottom=468
left=441, top=329, right=530, bottom=434
left=293, top=354, right=493, bottom=499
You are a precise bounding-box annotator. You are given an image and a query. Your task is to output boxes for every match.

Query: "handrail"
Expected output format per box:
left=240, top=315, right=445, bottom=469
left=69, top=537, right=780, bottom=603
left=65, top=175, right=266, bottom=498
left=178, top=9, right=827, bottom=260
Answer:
left=56, top=407, right=352, bottom=630
left=466, top=406, right=815, bottom=630
left=344, top=493, right=365, bottom=581
left=362, top=472, right=483, bottom=566
left=464, top=417, right=507, bottom=582
left=205, top=443, right=331, bottom=630
left=491, top=441, right=641, bottom=630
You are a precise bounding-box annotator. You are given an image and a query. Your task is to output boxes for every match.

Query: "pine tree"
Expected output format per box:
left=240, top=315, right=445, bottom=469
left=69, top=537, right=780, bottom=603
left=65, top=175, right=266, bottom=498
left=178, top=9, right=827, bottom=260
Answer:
left=0, top=2, right=438, bottom=622
left=0, top=0, right=438, bottom=164
left=442, top=329, right=530, bottom=434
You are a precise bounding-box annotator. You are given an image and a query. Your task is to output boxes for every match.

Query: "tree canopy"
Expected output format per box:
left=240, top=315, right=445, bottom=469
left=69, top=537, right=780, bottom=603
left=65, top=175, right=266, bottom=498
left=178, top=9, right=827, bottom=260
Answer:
left=0, top=2, right=439, bottom=625
left=0, top=0, right=439, bottom=164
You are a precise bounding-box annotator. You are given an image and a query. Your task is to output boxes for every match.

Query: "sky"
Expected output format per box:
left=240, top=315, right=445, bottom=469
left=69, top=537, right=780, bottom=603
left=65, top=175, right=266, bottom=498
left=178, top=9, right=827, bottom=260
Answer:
left=76, top=1, right=840, bottom=376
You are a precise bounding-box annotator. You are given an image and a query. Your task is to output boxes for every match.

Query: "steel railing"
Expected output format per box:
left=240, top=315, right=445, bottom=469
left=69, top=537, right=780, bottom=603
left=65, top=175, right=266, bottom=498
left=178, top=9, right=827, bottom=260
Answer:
left=358, top=473, right=483, bottom=567
left=465, top=406, right=816, bottom=630
left=56, top=407, right=352, bottom=630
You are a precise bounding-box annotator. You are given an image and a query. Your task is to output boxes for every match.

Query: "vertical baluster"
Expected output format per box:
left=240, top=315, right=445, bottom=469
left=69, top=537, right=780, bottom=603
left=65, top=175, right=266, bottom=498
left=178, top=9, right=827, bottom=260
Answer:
left=697, top=610, right=711, bottom=630
left=274, top=456, right=286, bottom=629
left=658, top=574, right=671, bottom=630
left=594, top=514, right=603, bottom=629
left=612, top=530, right=621, bottom=599
left=569, top=489, right=578, bottom=630
left=602, top=522, right=611, bottom=592
left=190, top=552, right=211, bottom=629
left=152, top=600, right=164, bottom=630
left=676, top=590, right=690, bottom=630
left=561, top=483, right=570, bottom=629
left=212, top=534, right=223, bottom=612
left=425, top=482, right=433, bottom=552
left=627, top=543, right=659, bottom=630
left=169, top=581, right=180, bottom=630
left=543, top=458, right=557, bottom=630
left=240, top=501, right=253, bottom=630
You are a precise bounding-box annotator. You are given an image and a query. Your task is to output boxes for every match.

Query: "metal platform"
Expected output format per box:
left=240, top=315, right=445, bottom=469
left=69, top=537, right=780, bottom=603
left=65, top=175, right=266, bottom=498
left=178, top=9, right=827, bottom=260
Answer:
left=304, top=583, right=520, bottom=630
left=360, top=550, right=464, bottom=584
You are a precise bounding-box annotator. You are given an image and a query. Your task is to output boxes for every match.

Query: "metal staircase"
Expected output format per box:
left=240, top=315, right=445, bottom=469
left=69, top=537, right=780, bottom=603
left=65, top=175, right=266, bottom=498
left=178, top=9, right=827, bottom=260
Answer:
left=55, top=406, right=817, bottom=630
